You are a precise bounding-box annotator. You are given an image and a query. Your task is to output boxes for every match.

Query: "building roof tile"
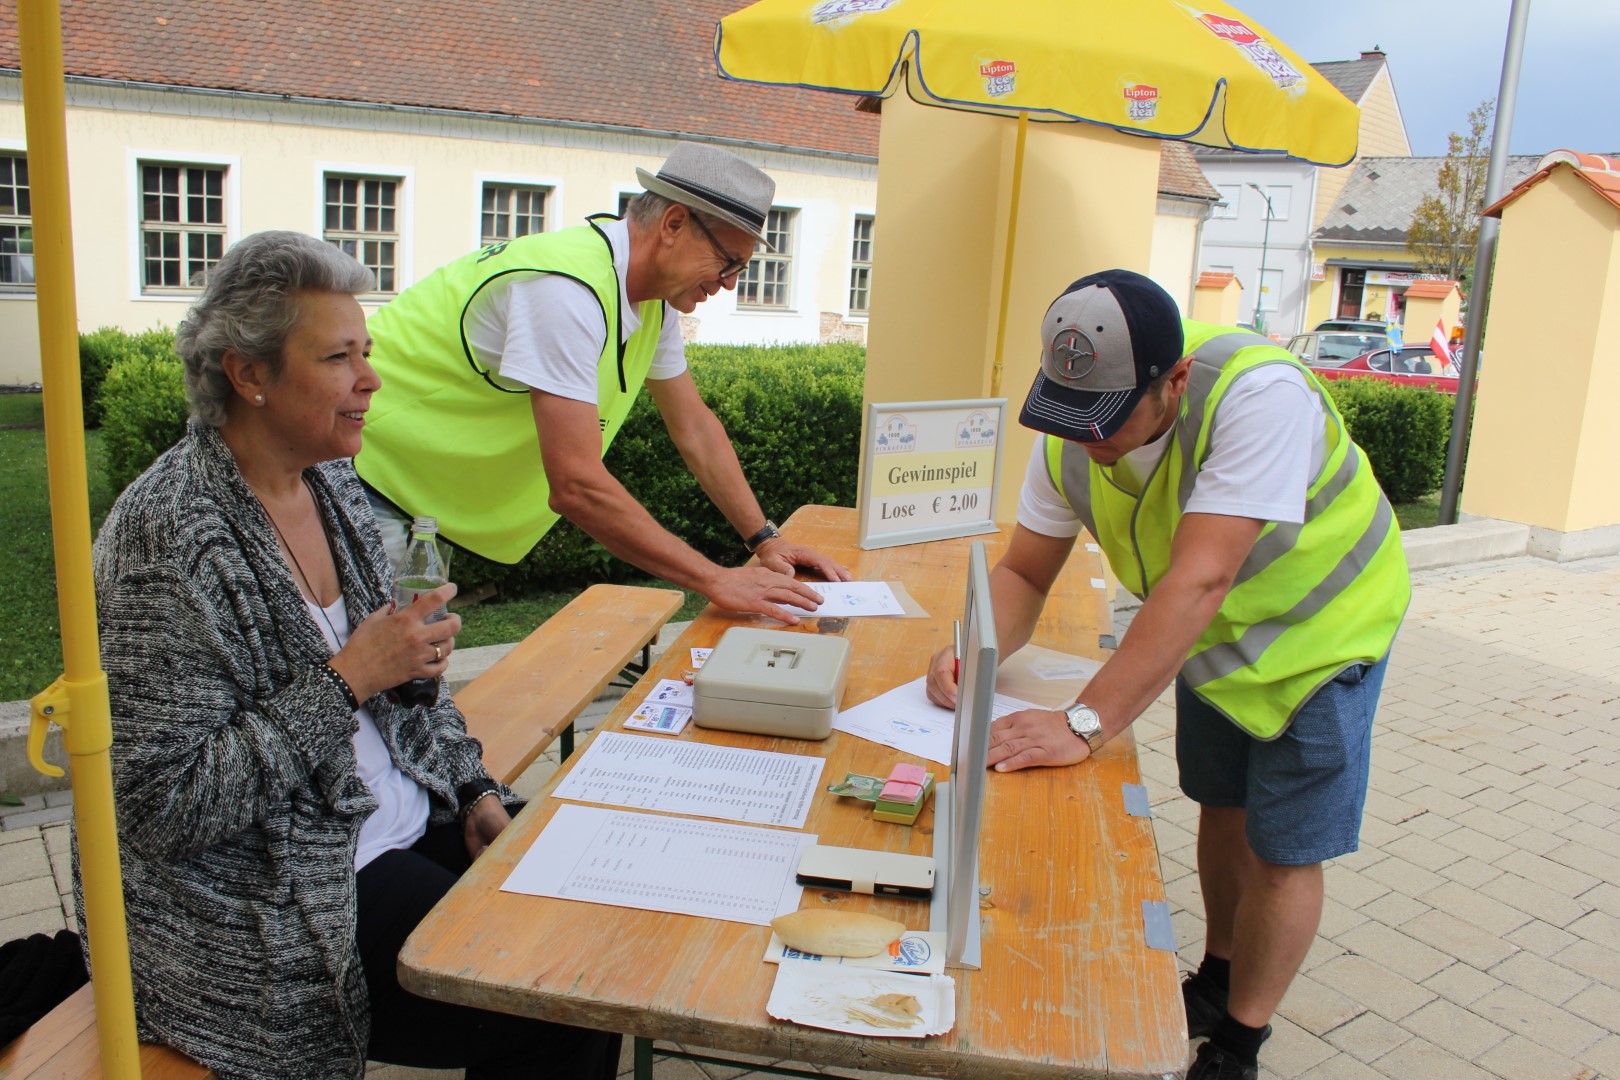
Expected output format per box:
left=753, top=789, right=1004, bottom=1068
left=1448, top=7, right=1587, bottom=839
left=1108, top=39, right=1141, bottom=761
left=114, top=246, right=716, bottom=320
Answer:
left=1315, top=154, right=1542, bottom=243
left=1484, top=150, right=1620, bottom=218
left=0, top=0, right=881, bottom=157
left=1159, top=142, right=1220, bottom=201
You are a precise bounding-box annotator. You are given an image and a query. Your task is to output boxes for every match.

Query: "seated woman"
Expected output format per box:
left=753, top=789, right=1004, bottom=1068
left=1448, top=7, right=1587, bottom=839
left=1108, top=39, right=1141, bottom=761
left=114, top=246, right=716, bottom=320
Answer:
left=82, top=231, right=619, bottom=1080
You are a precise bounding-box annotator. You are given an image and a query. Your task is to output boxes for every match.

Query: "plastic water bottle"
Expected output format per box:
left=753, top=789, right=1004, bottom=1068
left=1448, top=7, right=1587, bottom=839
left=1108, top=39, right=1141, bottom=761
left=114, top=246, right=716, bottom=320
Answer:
left=389, top=516, right=447, bottom=708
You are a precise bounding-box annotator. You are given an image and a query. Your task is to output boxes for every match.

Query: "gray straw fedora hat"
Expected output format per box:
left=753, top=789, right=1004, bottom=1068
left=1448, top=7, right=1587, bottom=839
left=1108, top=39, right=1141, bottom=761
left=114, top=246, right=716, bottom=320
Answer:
left=636, top=142, right=776, bottom=249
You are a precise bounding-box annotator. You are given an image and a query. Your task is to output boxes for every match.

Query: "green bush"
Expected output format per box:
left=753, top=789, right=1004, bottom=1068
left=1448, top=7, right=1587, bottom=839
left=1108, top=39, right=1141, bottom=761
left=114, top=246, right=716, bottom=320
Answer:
left=1324, top=377, right=1455, bottom=503
left=100, top=353, right=189, bottom=491
left=456, top=343, right=866, bottom=595
left=78, top=325, right=179, bottom=427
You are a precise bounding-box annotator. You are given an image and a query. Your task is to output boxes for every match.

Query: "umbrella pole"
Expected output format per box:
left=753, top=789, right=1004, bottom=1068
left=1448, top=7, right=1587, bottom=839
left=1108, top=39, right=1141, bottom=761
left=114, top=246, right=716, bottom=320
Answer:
left=18, top=2, right=141, bottom=1077
left=989, top=111, right=1029, bottom=398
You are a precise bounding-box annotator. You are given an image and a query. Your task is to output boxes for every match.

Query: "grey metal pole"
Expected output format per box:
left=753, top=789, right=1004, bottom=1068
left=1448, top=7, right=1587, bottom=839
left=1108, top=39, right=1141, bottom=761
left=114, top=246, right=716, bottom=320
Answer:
left=1438, top=0, right=1532, bottom=524
left=1248, top=182, right=1273, bottom=334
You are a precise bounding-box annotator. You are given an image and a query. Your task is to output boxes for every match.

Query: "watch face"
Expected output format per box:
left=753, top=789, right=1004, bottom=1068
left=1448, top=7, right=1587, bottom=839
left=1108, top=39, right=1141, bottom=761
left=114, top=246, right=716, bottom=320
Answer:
left=1066, top=705, right=1101, bottom=741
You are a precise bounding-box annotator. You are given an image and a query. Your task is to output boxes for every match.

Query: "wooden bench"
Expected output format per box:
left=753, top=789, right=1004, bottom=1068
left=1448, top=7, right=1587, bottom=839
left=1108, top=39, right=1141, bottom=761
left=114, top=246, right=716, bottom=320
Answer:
left=455, top=583, right=684, bottom=780
left=0, top=583, right=684, bottom=1079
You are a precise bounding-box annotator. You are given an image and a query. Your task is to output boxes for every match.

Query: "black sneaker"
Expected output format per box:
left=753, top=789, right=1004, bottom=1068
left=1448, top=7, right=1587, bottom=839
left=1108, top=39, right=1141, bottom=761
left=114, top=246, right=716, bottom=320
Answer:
left=1186, top=1039, right=1259, bottom=1080
left=1181, top=972, right=1227, bottom=1039
left=1181, top=973, right=1273, bottom=1044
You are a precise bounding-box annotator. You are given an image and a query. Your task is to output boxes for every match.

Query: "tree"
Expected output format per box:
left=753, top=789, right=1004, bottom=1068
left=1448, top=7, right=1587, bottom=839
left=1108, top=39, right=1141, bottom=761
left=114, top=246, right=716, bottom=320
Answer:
left=1407, top=100, right=1495, bottom=288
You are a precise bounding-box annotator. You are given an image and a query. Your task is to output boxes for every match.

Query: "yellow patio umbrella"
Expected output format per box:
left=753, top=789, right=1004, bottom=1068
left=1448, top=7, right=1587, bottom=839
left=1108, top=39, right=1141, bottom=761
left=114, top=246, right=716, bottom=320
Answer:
left=19, top=0, right=141, bottom=1075
left=714, top=0, right=1360, bottom=391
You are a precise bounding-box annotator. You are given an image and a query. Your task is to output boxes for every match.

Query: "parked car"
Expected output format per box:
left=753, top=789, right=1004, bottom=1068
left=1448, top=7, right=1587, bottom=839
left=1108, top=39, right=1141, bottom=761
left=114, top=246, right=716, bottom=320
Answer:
left=1305, top=344, right=1461, bottom=395
left=1312, top=318, right=1389, bottom=334
left=1286, top=331, right=1391, bottom=367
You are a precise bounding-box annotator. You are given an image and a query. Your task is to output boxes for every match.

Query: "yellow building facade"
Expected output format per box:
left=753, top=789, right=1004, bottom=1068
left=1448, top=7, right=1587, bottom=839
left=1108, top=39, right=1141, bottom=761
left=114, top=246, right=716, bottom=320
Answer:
left=0, top=80, right=885, bottom=386
left=1462, top=157, right=1620, bottom=556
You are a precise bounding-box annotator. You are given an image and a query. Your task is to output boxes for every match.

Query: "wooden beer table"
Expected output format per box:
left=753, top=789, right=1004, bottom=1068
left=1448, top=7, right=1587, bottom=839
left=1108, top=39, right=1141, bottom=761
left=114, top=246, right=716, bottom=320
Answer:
left=399, top=506, right=1184, bottom=1079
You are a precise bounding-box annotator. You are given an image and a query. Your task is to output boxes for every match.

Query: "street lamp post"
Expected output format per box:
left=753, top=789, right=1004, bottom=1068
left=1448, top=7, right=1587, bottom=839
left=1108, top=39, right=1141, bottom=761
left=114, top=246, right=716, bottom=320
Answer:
left=1248, top=182, right=1274, bottom=334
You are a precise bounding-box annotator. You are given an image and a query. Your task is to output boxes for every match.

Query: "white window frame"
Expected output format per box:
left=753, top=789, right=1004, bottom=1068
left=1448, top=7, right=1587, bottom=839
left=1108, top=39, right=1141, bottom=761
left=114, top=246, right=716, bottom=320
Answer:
left=847, top=210, right=875, bottom=318
left=1256, top=267, right=1283, bottom=313
left=735, top=205, right=797, bottom=312
left=472, top=171, right=563, bottom=249
left=125, top=149, right=240, bottom=302
left=1257, top=184, right=1291, bottom=222
left=0, top=142, right=33, bottom=296
left=314, top=162, right=415, bottom=299
left=1212, top=184, right=1241, bottom=220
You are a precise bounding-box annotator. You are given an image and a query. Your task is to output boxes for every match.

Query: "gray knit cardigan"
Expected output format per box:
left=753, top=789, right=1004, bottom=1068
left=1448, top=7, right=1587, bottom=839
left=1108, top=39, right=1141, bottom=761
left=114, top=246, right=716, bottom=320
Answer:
left=74, top=423, right=511, bottom=1080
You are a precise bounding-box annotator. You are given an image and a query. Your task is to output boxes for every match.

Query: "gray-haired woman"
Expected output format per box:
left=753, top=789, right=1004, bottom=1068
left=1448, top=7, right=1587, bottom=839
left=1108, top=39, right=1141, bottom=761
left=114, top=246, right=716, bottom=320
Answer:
left=82, top=230, right=619, bottom=1079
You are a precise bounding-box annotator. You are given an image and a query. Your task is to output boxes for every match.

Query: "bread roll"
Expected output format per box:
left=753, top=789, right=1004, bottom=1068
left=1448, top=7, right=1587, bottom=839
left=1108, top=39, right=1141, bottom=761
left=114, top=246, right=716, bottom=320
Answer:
left=772, top=909, right=905, bottom=958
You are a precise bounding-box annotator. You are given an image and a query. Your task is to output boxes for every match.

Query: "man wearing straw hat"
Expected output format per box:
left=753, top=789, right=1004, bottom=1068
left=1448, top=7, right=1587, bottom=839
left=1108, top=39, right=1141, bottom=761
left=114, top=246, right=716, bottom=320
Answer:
left=927, top=270, right=1408, bottom=1080
left=355, top=142, right=848, bottom=621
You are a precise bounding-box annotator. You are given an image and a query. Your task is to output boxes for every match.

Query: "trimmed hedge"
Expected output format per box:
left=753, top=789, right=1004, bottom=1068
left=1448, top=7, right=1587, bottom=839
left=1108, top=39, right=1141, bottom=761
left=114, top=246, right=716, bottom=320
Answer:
left=91, top=339, right=866, bottom=594
left=100, top=353, right=188, bottom=491
left=1323, top=377, right=1455, bottom=504
left=79, top=326, right=179, bottom=427
left=455, top=343, right=865, bottom=595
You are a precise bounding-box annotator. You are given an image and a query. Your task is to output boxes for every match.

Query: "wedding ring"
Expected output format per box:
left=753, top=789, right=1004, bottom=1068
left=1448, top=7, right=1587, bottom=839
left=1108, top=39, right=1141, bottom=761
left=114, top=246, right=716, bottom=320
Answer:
left=433, top=644, right=443, bottom=663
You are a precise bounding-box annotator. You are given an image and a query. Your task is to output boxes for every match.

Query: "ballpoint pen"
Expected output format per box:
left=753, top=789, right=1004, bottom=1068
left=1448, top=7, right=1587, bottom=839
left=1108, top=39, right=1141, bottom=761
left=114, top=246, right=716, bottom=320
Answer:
left=952, top=619, right=961, bottom=681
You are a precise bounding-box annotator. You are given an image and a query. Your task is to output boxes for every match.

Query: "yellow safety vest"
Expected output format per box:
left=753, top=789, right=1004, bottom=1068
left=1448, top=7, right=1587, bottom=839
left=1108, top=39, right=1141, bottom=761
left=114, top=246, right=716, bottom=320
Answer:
left=356, top=217, right=663, bottom=563
left=1046, top=320, right=1409, bottom=738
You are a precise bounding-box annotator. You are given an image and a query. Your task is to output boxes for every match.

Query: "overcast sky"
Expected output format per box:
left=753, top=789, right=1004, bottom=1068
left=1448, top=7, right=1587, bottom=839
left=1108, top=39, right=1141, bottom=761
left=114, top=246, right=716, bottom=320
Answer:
left=1233, top=0, right=1619, bottom=158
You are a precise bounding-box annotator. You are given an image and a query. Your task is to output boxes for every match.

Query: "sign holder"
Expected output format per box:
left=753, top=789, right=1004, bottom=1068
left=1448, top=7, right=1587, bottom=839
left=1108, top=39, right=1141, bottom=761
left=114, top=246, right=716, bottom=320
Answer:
left=857, top=399, right=1005, bottom=550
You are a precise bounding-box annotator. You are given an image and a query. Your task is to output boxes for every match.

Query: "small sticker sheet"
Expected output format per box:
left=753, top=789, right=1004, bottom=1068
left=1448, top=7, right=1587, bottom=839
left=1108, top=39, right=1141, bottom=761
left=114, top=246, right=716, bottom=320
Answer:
left=645, top=678, right=695, bottom=707
left=690, top=647, right=712, bottom=668
left=623, top=702, right=692, bottom=735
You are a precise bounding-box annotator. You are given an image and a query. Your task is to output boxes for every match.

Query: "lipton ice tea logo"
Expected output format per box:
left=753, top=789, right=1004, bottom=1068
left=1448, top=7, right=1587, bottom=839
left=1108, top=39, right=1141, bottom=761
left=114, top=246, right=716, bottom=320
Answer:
left=1194, top=10, right=1304, bottom=90
left=1123, top=83, right=1159, bottom=122
left=1198, top=13, right=1260, bottom=44
left=978, top=58, right=1016, bottom=98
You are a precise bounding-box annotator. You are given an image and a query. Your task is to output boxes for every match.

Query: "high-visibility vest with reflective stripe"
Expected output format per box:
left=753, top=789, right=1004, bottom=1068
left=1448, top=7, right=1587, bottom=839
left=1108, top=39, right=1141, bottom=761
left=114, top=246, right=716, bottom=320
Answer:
left=1044, top=320, right=1409, bottom=739
left=356, top=217, right=663, bottom=564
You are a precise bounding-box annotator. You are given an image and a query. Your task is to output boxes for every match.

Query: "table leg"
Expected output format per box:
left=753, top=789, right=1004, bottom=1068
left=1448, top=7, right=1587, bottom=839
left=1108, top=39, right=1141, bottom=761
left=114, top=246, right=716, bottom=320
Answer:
left=634, top=1035, right=655, bottom=1080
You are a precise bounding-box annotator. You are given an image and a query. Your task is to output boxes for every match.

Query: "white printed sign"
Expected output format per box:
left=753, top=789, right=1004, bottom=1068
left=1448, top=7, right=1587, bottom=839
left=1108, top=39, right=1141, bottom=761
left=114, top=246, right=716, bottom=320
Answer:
left=858, top=399, right=1005, bottom=550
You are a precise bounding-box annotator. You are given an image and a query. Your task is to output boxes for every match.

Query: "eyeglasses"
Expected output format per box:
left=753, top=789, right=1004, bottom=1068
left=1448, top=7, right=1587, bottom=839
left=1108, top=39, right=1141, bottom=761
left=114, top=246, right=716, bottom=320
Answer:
left=689, top=213, right=752, bottom=279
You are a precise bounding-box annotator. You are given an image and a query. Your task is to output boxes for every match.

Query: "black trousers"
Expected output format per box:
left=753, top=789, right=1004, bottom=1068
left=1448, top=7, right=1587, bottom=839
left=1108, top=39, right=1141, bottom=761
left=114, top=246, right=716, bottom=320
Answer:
left=356, top=814, right=622, bottom=1079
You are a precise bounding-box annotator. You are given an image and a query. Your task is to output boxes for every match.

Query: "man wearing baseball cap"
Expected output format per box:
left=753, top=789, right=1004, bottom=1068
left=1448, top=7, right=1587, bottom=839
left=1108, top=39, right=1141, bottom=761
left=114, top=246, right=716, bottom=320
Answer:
left=355, top=142, right=849, bottom=622
left=926, top=270, right=1408, bottom=1079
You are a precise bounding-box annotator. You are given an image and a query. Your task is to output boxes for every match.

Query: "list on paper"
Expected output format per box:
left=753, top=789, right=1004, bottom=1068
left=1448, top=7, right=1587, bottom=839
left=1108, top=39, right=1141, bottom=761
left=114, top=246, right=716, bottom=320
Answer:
left=501, top=804, right=815, bottom=925
left=552, top=731, right=825, bottom=828
left=832, top=678, right=1040, bottom=766
left=804, top=580, right=905, bottom=618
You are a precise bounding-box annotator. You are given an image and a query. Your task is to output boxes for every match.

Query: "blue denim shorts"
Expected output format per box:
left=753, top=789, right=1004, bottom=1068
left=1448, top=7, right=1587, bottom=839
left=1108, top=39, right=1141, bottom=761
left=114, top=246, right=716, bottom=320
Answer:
left=1175, top=654, right=1389, bottom=866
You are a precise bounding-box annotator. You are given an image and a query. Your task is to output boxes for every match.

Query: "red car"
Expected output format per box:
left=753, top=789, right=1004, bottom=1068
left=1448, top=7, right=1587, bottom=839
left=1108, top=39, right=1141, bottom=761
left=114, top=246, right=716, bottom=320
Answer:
left=1308, top=344, right=1460, bottom=395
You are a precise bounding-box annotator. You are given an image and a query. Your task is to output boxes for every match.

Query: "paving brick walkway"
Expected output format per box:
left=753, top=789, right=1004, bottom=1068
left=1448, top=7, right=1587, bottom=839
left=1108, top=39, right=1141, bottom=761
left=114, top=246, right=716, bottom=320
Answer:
left=4, top=553, right=1617, bottom=1079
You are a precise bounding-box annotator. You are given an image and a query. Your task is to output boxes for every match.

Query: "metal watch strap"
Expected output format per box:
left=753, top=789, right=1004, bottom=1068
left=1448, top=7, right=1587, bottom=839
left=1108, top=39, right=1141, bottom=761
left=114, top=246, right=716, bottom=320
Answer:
left=743, top=520, right=780, bottom=553
left=1064, top=702, right=1104, bottom=750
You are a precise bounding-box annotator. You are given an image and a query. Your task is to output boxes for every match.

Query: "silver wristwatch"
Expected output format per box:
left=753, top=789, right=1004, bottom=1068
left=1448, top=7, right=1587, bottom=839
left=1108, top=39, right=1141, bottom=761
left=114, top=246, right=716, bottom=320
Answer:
left=1063, top=702, right=1104, bottom=750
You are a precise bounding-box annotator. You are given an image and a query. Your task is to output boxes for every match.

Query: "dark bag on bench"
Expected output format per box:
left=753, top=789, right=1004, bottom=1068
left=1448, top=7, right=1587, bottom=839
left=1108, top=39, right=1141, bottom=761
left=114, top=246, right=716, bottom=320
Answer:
left=0, top=930, right=89, bottom=1048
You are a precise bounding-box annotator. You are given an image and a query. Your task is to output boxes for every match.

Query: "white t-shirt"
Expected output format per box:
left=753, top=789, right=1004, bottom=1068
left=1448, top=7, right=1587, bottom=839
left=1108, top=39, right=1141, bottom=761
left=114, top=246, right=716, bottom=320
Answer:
left=305, top=596, right=431, bottom=871
left=1016, top=364, right=1326, bottom=538
left=462, top=217, right=687, bottom=398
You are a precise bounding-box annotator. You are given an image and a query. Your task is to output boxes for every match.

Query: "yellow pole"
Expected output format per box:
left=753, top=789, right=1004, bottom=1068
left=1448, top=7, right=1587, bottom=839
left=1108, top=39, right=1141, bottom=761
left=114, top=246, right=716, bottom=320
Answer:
left=18, top=2, right=142, bottom=1077
left=988, top=110, right=1029, bottom=398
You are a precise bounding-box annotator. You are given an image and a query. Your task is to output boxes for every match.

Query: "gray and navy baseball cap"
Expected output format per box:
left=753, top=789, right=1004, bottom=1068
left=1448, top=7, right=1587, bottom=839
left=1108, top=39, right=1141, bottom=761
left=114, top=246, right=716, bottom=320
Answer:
left=1019, top=269, right=1185, bottom=443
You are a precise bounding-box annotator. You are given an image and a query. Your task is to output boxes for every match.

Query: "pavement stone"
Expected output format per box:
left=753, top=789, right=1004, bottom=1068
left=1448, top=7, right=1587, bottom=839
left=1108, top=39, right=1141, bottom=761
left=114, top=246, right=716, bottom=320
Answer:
left=6, top=552, right=1620, bottom=1079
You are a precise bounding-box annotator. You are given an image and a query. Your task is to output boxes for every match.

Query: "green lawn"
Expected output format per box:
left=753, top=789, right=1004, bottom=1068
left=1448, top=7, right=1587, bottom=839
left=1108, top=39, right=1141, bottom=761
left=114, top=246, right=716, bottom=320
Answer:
left=0, top=388, right=1442, bottom=701
left=0, top=392, right=117, bottom=703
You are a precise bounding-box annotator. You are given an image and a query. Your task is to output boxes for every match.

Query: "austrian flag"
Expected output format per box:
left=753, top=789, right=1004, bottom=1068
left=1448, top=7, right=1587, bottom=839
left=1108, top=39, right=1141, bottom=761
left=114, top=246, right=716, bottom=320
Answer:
left=1430, top=319, right=1452, bottom=369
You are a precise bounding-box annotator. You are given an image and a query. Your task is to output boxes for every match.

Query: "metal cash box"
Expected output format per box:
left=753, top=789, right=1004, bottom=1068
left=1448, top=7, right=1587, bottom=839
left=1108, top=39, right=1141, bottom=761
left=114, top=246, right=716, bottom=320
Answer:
left=692, top=628, right=851, bottom=740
